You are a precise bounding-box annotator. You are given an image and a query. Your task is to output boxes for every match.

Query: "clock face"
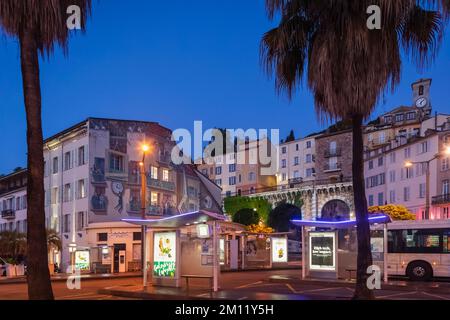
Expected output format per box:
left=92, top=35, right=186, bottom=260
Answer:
left=111, top=181, right=124, bottom=194
left=415, top=97, right=428, bottom=108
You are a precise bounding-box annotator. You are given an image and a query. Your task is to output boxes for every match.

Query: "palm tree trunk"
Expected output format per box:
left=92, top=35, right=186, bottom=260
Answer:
left=19, top=28, right=54, bottom=300
left=351, top=114, right=375, bottom=300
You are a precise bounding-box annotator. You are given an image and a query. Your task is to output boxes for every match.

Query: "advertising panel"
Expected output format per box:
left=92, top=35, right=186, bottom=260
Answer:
left=309, top=232, right=336, bottom=271
left=271, top=237, right=288, bottom=263
left=153, top=231, right=177, bottom=277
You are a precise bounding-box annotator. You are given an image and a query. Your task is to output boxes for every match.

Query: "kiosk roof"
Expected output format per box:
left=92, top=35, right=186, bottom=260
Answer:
left=290, top=214, right=391, bottom=229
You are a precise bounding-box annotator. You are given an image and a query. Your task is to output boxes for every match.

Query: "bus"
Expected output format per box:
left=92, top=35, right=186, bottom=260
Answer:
left=387, top=220, right=450, bottom=281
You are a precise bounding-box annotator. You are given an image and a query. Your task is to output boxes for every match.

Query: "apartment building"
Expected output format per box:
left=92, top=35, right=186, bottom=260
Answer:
left=277, top=135, right=317, bottom=189
left=0, top=169, right=27, bottom=234
left=0, top=118, right=222, bottom=272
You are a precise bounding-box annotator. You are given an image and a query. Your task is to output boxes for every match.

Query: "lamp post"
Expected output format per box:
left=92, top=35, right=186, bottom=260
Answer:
left=68, top=243, right=77, bottom=274
left=404, top=145, right=450, bottom=220
left=140, top=144, right=150, bottom=288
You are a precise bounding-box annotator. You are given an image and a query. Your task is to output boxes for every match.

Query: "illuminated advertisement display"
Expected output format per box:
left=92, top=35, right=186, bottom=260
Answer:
left=153, top=231, right=176, bottom=277
left=271, top=237, right=288, bottom=263
left=75, top=251, right=90, bottom=271
left=309, top=232, right=336, bottom=271
left=219, top=239, right=225, bottom=265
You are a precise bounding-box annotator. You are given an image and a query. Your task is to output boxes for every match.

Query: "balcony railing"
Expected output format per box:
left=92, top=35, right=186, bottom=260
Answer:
left=148, top=178, right=175, bottom=192
left=289, top=177, right=303, bottom=185
left=432, top=194, right=450, bottom=205
left=324, top=148, right=342, bottom=158
left=1, top=209, right=15, bottom=220
left=324, top=163, right=342, bottom=172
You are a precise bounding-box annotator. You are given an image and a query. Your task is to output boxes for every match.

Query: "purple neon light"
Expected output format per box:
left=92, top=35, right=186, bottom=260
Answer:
left=290, top=215, right=389, bottom=224
left=122, top=210, right=204, bottom=223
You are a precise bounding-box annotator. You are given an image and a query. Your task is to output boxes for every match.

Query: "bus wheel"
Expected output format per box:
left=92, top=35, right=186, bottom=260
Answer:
left=406, top=261, right=432, bottom=281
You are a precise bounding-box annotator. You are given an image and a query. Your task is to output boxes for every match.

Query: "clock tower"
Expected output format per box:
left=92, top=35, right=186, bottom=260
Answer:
left=411, top=78, right=432, bottom=117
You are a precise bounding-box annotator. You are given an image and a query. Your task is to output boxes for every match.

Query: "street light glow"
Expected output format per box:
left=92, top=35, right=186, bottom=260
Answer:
left=404, top=161, right=413, bottom=168
left=444, top=145, right=450, bottom=156
left=142, top=144, right=150, bottom=153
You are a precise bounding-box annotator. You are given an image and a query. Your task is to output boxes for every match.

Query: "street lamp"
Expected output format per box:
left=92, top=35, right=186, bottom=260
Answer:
left=140, top=144, right=150, bottom=289
left=404, top=144, right=450, bottom=220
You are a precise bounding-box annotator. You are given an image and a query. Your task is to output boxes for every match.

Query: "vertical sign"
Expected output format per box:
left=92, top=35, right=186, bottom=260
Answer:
left=153, top=231, right=177, bottom=277
left=271, top=237, right=288, bottom=263
left=309, top=232, right=336, bottom=271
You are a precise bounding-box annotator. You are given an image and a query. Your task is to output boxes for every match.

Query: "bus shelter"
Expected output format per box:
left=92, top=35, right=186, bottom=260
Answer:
left=291, top=215, right=391, bottom=282
left=123, top=210, right=226, bottom=292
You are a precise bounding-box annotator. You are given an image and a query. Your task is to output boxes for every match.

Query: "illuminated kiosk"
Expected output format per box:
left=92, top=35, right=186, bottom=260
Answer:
left=123, top=210, right=225, bottom=292
left=291, top=215, right=391, bottom=281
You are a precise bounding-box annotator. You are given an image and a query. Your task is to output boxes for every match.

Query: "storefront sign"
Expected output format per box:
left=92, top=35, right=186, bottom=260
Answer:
left=75, top=251, right=90, bottom=271
left=197, top=224, right=210, bottom=238
left=309, top=232, right=336, bottom=271
left=271, top=237, right=288, bottom=263
left=153, top=231, right=176, bottom=277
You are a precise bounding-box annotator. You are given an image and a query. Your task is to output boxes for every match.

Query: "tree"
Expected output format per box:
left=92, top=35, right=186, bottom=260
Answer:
left=261, top=0, right=448, bottom=299
left=0, top=1, right=91, bottom=299
left=224, top=196, right=272, bottom=223
left=268, top=202, right=301, bottom=232
left=232, top=208, right=260, bottom=226
left=369, top=205, right=416, bottom=221
left=0, top=231, right=27, bottom=264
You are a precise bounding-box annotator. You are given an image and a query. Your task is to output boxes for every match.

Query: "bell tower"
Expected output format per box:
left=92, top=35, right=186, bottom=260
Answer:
left=411, top=78, right=432, bottom=117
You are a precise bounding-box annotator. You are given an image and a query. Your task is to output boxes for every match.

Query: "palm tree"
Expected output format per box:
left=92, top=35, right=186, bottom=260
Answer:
left=46, top=229, right=62, bottom=254
left=0, top=231, right=27, bottom=263
left=0, top=1, right=91, bottom=299
left=261, top=0, right=448, bottom=299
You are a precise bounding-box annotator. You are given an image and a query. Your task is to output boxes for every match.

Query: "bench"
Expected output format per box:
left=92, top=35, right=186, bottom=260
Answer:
left=92, top=263, right=111, bottom=274
left=181, top=274, right=214, bottom=292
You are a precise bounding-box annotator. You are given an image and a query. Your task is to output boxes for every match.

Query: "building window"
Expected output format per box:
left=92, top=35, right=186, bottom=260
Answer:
left=443, top=207, right=449, bottom=220
left=378, top=157, right=383, bottom=167
left=78, top=146, right=86, bottom=166
left=225, top=191, right=232, bottom=197
left=389, top=190, right=396, bottom=203
left=404, top=147, right=411, bottom=159
left=229, top=164, right=236, bottom=173
left=306, top=141, right=312, bottom=149
left=404, top=187, right=410, bottom=202
left=441, top=158, right=449, bottom=171
left=77, top=179, right=86, bottom=199
left=64, top=151, right=72, bottom=171
left=406, top=167, right=414, bottom=179
left=52, top=157, right=59, bottom=174
left=306, top=168, right=314, bottom=177
left=51, top=187, right=59, bottom=204
left=368, top=160, right=373, bottom=170
left=238, top=174, right=242, bottom=183
left=384, top=116, right=392, bottom=123
left=368, top=195, right=374, bottom=207
left=229, top=176, right=236, bottom=186
left=202, top=169, right=208, bottom=176
left=294, top=157, right=299, bottom=166
left=77, top=212, right=85, bottom=231
left=282, top=173, right=287, bottom=181
left=390, top=152, right=396, bottom=164
left=419, top=85, right=424, bottom=96
left=306, top=154, right=312, bottom=163
left=162, top=169, right=169, bottom=182
left=281, top=159, right=287, bottom=168
left=151, top=166, right=158, bottom=179
left=150, top=192, right=158, bottom=206
left=63, top=183, right=72, bottom=202
left=419, top=141, right=428, bottom=154
left=296, top=144, right=299, bottom=151
left=282, top=147, right=287, bottom=154
left=419, top=183, right=426, bottom=198
left=377, top=193, right=384, bottom=206
left=395, top=114, right=404, bottom=122
left=293, top=170, right=300, bottom=178
left=443, top=180, right=450, bottom=195
left=248, top=172, right=256, bottom=181
left=389, top=170, right=396, bottom=183
left=97, top=233, right=108, bottom=242
left=215, top=179, right=222, bottom=186
left=63, top=214, right=70, bottom=233
left=133, top=232, right=142, bottom=241
left=215, top=166, right=222, bottom=175
left=109, top=153, right=124, bottom=173
left=406, top=112, right=416, bottom=120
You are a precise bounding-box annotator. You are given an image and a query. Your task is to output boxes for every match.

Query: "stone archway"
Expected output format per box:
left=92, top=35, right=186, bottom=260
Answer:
left=319, top=199, right=351, bottom=221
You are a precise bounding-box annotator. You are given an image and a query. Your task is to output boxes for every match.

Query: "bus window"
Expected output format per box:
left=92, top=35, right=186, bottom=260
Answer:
left=389, top=229, right=442, bottom=253
left=444, top=231, right=450, bottom=253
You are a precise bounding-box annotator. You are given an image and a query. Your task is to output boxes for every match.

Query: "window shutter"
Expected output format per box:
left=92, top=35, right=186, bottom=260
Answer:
left=84, top=145, right=88, bottom=165
left=73, top=149, right=78, bottom=167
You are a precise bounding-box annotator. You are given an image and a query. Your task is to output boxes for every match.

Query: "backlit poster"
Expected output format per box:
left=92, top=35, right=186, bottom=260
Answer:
left=75, top=251, right=90, bottom=271
left=153, top=231, right=176, bottom=277
left=309, top=232, right=336, bottom=271
left=271, top=237, right=288, bottom=263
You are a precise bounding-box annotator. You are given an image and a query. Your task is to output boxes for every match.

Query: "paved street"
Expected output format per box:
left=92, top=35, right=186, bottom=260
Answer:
left=2, top=270, right=450, bottom=300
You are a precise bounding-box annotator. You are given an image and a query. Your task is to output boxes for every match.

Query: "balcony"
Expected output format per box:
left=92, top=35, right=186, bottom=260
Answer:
left=324, top=148, right=342, bottom=158
left=127, top=201, right=142, bottom=213
left=324, top=163, right=342, bottom=172
left=432, top=194, right=450, bottom=205
left=91, top=172, right=106, bottom=184
left=147, top=205, right=163, bottom=216
left=91, top=196, right=108, bottom=212
left=289, top=177, right=303, bottom=186
left=1, top=209, right=15, bottom=220
left=148, top=178, right=175, bottom=192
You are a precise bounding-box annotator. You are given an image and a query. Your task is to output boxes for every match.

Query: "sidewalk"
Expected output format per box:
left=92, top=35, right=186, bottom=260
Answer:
left=0, top=272, right=141, bottom=285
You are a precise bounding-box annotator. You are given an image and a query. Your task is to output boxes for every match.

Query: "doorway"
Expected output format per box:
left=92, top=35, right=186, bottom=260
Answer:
left=113, top=244, right=126, bottom=273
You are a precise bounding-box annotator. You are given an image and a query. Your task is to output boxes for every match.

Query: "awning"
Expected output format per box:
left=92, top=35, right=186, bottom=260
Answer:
left=121, top=210, right=226, bottom=229
left=290, top=214, right=391, bottom=229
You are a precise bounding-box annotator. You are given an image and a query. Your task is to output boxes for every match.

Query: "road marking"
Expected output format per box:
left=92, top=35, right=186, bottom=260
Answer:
left=58, top=292, right=97, bottom=299
left=420, top=291, right=450, bottom=300
left=238, top=296, right=248, bottom=300
left=235, top=281, right=263, bottom=289
left=285, top=284, right=298, bottom=294
left=376, top=291, right=418, bottom=299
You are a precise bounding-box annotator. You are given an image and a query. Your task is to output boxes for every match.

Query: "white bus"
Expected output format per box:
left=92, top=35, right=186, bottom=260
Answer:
left=387, top=220, right=450, bottom=281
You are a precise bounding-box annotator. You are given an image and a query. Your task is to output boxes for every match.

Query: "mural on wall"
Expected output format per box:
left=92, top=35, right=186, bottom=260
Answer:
left=111, top=181, right=125, bottom=214
left=91, top=157, right=105, bottom=183
left=91, top=186, right=108, bottom=212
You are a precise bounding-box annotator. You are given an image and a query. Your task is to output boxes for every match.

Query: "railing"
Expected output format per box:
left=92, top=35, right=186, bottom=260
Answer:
left=324, top=148, right=342, bottom=158
left=432, top=194, right=450, bottom=205
left=288, top=177, right=303, bottom=185
left=148, top=178, right=175, bottom=192
left=1, top=209, right=15, bottom=219
left=147, top=205, right=163, bottom=216
left=324, top=163, right=342, bottom=172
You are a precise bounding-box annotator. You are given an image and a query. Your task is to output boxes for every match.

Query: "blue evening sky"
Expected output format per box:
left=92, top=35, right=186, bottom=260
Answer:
left=0, top=0, right=449, bottom=174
